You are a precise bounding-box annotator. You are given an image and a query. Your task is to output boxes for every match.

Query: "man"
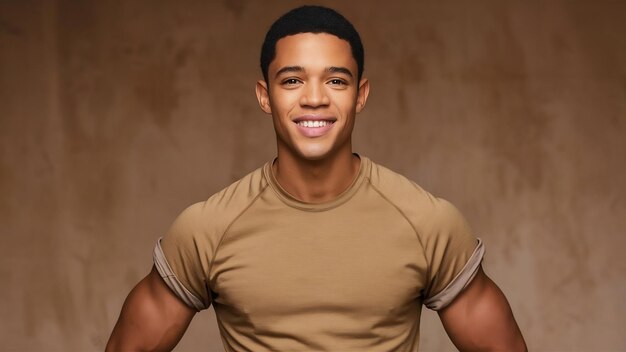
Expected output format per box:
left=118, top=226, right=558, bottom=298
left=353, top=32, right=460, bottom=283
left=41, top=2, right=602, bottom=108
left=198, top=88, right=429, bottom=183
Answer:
left=107, top=6, right=526, bottom=351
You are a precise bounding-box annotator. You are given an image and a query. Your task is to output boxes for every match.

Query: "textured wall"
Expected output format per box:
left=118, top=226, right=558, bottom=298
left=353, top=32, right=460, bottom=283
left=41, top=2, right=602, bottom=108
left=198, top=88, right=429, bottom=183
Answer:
left=1, top=1, right=624, bottom=351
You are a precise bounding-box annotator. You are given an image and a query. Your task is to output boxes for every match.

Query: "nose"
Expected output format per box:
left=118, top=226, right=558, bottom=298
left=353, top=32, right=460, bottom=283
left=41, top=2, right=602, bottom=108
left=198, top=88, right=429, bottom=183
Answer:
left=300, top=81, right=330, bottom=108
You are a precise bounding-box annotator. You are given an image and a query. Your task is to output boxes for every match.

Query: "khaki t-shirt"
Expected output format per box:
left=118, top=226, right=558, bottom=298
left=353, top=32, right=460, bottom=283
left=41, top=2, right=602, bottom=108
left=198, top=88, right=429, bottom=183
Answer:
left=154, top=156, right=484, bottom=351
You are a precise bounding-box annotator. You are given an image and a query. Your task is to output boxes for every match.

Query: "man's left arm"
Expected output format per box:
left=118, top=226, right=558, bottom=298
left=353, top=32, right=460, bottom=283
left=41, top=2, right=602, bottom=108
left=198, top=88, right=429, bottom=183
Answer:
left=438, top=266, right=527, bottom=351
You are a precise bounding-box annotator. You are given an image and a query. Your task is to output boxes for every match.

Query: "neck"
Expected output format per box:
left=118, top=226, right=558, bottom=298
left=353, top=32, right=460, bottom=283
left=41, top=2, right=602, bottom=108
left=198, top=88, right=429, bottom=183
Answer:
left=273, top=148, right=360, bottom=203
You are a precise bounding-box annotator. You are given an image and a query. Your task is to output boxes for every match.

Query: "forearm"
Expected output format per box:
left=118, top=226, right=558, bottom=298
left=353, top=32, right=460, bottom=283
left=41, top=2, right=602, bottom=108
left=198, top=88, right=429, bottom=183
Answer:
left=106, top=267, right=195, bottom=352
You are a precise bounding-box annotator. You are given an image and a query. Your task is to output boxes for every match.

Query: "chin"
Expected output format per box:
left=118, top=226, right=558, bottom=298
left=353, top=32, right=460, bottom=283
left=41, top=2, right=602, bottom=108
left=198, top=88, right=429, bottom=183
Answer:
left=297, top=152, right=330, bottom=162
left=294, top=145, right=333, bottom=161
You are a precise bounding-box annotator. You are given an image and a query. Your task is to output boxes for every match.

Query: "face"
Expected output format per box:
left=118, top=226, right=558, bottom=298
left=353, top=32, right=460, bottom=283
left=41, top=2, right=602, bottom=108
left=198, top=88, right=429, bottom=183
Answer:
left=256, top=33, right=369, bottom=162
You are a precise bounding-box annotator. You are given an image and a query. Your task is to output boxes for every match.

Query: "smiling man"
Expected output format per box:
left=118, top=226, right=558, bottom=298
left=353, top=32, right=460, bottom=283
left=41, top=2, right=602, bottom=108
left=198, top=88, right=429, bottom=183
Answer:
left=107, top=6, right=526, bottom=351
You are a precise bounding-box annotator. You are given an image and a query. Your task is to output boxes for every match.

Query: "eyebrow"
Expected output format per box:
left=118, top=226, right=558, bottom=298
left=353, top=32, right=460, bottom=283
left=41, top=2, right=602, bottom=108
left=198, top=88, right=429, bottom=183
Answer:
left=275, top=66, right=305, bottom=78
left=326, top=66, right=353, bottom=78
left=274, top=66, right=354, bottom=79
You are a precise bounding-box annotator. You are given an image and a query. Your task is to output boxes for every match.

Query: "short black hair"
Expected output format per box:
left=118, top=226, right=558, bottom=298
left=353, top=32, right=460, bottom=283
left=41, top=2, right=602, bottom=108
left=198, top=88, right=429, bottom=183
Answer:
left=260, top=5, right=364, bottom=83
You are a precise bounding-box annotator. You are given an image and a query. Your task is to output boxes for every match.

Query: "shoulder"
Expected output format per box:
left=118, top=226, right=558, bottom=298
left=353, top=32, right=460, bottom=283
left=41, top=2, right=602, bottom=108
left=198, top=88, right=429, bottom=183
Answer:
left=365, top=159, right=471, bottom=239
left=163, top=164, right=270, bottom=249
left=203, top=163, right=269, bottom=219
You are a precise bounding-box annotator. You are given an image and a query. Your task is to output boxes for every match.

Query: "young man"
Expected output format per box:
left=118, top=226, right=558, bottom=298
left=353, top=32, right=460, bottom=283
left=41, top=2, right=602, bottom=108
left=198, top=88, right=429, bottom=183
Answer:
left=107, top=6, right=526, bottom=351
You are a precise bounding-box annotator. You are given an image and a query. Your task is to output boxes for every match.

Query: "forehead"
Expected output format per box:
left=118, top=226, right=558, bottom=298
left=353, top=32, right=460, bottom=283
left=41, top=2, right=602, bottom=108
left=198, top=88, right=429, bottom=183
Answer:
left=271, top=33, right=357, bottom=74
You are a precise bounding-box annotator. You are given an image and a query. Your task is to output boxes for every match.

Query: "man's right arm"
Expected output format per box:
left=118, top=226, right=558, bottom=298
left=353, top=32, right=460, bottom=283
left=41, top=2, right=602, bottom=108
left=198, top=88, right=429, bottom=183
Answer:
left=106, top=265, right=196, bottom=352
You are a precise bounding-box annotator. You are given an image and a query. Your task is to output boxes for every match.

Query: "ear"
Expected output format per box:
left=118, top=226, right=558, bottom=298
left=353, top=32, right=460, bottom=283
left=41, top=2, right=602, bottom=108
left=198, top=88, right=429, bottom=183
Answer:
left=356, top=77, right=370, bottom=113
left=255, top=80, right=272, bottom=114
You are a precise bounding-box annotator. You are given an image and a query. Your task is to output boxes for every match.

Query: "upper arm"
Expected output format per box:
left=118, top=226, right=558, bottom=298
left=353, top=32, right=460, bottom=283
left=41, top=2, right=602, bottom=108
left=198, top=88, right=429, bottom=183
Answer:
left=106, top=266, right=196, bottom=352
left=438, top=266, right=527, bottom=352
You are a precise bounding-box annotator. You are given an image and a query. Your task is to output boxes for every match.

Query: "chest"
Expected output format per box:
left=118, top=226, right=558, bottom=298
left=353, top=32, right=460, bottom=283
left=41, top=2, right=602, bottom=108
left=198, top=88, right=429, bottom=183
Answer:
left=208, top=204, right=428, bottom=323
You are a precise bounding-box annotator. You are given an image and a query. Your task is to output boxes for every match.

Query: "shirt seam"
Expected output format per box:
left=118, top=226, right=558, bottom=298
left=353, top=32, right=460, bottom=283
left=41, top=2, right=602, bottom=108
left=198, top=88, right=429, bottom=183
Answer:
left=207, top=182, right=271, bottom=282
left=366, top=177, right=431, bottom=290
left=265, top=158, right=367, bottom=212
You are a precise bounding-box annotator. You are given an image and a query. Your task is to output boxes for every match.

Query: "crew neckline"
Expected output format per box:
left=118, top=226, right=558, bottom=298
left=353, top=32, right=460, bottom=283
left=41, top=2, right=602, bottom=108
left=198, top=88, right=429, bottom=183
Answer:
left=263, top=154, right=370, bottom=212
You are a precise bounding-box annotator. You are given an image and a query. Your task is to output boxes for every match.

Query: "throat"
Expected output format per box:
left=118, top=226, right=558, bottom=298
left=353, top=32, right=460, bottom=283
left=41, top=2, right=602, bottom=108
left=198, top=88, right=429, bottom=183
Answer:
left=273, top=153, right=361, bottom=203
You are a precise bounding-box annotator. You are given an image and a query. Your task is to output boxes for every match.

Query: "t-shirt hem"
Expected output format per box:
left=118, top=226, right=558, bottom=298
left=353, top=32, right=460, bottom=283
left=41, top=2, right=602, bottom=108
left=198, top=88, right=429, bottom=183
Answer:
left=153, top=237, right=208, bottom=311
left=423, top=238, right=485, bottom=310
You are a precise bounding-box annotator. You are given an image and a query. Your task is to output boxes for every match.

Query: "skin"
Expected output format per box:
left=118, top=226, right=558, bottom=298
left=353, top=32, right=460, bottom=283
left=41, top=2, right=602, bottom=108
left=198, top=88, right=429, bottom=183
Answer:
left=440, top=267, right=527, bottom=351
left=106, top=266, right=195, bottom=352
left=256, top=33, right=369, bottom=202
left=107, top=32, right=527, bottom=351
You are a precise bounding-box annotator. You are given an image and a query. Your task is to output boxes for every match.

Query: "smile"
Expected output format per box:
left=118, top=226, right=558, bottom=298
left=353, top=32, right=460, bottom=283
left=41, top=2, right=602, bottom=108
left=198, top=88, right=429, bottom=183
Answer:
left=297, top=120, right=333, bottom=128
left=293, top=117, right=336, bottom=137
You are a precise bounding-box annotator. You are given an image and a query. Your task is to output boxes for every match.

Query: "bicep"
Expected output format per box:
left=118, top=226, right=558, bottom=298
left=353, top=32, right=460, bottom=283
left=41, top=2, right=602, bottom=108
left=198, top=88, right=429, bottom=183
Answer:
left=106, top=266, right=196, bottom=352
left=438, top=266, right=527, bottom=352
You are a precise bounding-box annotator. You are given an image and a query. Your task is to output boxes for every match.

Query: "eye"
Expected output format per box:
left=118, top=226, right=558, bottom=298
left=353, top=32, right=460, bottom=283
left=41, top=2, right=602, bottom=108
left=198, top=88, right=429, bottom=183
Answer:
left=329, top=79, right=347, bottom=85
left=282, top=78, right=301, bottom=85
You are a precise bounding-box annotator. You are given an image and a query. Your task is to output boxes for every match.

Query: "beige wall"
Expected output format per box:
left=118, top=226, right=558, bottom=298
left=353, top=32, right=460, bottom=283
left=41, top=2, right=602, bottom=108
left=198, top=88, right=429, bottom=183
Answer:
left=1, top=1, right=624, bottom=350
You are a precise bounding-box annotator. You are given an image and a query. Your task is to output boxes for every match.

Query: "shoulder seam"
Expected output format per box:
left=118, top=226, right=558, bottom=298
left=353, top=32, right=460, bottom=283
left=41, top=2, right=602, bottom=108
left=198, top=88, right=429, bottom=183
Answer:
left=366, top=177, right=431, bottom=276
left=207, top=182, right=271, bottom=279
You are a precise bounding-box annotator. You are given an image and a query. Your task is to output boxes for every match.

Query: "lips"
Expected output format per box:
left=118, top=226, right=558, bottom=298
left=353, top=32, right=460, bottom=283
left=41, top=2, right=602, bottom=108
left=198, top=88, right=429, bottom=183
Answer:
left=293, top=115, right=336, bottom=138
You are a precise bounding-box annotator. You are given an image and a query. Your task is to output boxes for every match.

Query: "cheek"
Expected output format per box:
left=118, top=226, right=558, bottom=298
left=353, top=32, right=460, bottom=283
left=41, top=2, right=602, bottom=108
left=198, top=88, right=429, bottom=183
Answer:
left=333, top=98, right=358, bottom=118
left=270, top=91, right=299, bottom=115
left=332, top=90, right=358, bottom=108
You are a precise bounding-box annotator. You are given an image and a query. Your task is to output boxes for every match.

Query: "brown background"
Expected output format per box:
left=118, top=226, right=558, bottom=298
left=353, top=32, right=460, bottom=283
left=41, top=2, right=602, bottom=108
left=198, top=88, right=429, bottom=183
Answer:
left=1, top=1, right=624, bottom=351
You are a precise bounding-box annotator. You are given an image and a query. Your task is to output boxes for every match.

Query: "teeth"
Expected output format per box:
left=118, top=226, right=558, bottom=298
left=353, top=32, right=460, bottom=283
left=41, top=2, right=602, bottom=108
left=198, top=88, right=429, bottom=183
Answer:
left=298, top=120, right=330, bottom=127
